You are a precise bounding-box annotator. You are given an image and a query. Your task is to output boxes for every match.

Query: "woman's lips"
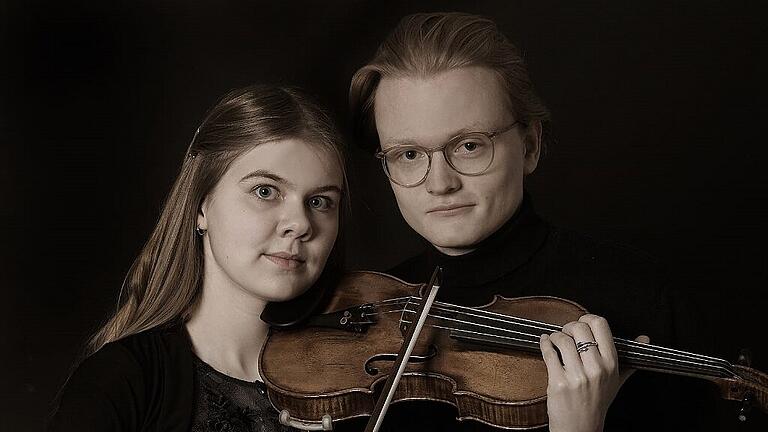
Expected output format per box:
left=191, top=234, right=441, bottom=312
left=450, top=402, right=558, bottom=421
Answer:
left=263, top=253, right=305, bottom=270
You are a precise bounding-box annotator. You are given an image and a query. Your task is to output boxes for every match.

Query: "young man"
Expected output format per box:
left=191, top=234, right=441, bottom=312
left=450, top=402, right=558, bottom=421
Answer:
left=347, top=12, right=710, bottom=432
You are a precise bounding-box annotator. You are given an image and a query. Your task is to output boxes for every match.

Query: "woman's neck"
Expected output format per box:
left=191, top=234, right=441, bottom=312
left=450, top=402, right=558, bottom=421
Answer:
left=186, top=270, right=270, bottom=382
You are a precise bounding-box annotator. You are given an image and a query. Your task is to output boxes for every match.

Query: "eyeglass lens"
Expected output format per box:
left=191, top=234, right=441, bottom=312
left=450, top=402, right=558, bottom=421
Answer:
left=384, top=133, right=494, bottom=186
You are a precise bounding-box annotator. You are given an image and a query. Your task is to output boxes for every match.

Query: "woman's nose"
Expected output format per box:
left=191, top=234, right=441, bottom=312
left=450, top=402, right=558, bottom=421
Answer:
left=277, top=202, right=312, bottom=240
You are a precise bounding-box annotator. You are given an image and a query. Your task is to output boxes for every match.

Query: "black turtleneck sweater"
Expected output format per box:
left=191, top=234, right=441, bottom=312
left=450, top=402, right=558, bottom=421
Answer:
left=339, top=196, right=718, bottom=432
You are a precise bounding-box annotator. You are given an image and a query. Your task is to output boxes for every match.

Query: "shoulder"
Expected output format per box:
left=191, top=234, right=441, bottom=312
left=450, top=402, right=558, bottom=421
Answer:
left=80, top=326, right=190, bottom=378
left=542, top=226, right=677, bottom=340
left=544, top=225, right=664, bottom=276
left=49, top=327, right=193, bottom=431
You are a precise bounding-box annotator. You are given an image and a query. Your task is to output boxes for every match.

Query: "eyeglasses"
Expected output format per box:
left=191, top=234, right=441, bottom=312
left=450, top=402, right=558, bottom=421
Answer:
left=375, top=121, right=524, bottom=187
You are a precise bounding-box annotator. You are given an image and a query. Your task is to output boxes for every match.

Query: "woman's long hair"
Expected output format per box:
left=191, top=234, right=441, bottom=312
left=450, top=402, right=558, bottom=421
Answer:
left=86, top=84, right=347, bottom=355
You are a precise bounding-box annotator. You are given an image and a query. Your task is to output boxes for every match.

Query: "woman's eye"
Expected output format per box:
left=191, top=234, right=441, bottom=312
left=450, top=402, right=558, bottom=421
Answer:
left=308, top=196, right=333, bottom=210
left=253, top=185, right=279, bottom=200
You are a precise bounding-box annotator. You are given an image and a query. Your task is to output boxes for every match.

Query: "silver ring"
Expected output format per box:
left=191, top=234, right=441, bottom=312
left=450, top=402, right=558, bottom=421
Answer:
left=576, top=341, right=598, bottom=353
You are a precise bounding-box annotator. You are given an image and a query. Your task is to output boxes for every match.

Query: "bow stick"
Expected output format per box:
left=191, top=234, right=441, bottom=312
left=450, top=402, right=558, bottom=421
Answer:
left=363, top=267, right=442, bottom=432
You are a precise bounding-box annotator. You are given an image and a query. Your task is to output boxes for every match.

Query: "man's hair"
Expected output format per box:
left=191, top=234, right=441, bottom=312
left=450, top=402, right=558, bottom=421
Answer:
left=349, top=12, right=551, bottom=151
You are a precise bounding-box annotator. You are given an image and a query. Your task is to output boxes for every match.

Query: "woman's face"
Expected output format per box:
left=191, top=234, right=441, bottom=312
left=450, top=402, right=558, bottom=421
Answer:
left=198, top=138, right=343, bottom=303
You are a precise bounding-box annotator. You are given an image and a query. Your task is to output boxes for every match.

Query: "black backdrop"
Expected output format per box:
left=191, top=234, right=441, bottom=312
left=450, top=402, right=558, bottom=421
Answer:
left=3, top=1, right=767, bottom=430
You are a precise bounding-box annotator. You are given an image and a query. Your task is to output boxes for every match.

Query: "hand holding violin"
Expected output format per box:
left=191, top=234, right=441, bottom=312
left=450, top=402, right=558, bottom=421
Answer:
left=541, top=314, right=649, bottom=432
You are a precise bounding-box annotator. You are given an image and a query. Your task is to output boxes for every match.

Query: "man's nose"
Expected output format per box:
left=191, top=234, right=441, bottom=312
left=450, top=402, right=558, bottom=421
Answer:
left=424, top=152, right=461, bottom=195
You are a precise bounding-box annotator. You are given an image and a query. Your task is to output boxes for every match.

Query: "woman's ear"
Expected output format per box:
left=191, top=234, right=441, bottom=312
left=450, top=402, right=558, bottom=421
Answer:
left=523, top=120, right=542, bottom=176
left=197, top=196, right=209, bottom=231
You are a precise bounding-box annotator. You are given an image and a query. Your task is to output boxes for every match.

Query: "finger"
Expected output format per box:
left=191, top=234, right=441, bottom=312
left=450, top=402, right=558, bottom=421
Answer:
left=539, top=334, right=566, bottom=381
left=548, top=331, right=584, bottom=375
left=635, top=335, right=650, bottom=344
left=561, top=321, right=601, bottom=365
left=619, top=334, right=650, bottom=385
left=579, top=314, right=617, bottom=360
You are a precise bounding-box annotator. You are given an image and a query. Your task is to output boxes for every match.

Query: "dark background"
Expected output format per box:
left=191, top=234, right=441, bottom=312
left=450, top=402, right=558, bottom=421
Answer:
left=2, top=0, right=767, bottom=430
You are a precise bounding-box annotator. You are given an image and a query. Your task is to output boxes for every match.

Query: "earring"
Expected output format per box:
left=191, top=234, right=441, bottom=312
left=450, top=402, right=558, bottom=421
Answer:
left=196, top=226, right=207, bottom=236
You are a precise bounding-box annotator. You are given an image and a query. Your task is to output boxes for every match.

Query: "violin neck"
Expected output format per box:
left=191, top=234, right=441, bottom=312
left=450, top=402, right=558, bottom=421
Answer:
left=613, top=337, right=738, bottom=380
left=449, top=330, right=737, bottom=381
left=451, top=331, right=738, bottom=379
left=399, top=297, right=740, bottom=382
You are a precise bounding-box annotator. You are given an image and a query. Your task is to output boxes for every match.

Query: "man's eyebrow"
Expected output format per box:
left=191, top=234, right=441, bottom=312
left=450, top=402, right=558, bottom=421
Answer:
left=382, top=125, right=484, bottom=147
left=240, top=170, right=295, bottom=188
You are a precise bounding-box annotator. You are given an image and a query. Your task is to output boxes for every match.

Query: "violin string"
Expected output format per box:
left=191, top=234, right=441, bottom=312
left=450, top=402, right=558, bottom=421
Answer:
left=420, top=304, right=737, bottom=377
left=403, top=320, right=712, bottom=367
left=369, top=298, right=735, bottom=377
left=398, top=307, right=734, bottom=375
left=366, top=298, right=735, bottom=374
left=393, top=297, right=734, bottom=368
left=397, top=316, right=736, bottom=378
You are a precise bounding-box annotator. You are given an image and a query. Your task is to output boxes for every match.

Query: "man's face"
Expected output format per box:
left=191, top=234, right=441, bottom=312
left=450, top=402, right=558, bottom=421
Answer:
left=374, top=66, right=540, bottom=255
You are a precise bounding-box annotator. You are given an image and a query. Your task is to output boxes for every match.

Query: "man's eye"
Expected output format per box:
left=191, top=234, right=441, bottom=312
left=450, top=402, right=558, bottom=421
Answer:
left=308, top=196, right=333, bottom=210
left=456, top=140, right=482, bottom=153
left=254, top=185, right=279, bottom=200
left=394, top=148, right=424, bottom=162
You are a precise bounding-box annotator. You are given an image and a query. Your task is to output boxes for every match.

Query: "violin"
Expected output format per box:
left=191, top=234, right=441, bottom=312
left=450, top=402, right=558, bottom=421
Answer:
left=260, top=271, right=768, bottom=430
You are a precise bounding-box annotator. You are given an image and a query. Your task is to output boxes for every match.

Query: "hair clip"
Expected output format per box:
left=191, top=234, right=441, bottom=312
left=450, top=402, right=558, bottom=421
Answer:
left=186, top=126, right=203, bottom=159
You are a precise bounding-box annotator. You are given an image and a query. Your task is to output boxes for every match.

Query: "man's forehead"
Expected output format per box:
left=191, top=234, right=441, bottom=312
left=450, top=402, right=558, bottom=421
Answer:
left=378, top=123, right=491, bottom=148
left=373, top=68, right=511, bottom=148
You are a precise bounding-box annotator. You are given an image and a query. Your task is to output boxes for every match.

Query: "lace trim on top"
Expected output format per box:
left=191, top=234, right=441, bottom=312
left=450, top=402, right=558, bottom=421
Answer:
left=190, top=355, right=292, bottom=432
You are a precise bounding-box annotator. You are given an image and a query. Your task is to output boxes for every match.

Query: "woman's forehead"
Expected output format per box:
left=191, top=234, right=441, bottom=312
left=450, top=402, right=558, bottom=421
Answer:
left=226, top=139, right=343, bottom=189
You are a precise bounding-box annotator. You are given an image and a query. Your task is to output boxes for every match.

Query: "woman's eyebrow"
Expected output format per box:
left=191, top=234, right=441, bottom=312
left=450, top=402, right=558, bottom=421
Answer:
left=240, top=170, right=294, bottom=187
left=312, top=185, right=343, bottom=195
left=241, top=170, right=342, bottom=195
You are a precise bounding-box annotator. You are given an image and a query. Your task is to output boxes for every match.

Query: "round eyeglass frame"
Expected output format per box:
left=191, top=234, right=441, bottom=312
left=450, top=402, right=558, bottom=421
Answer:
left=375, top=120, right=525, bottom=187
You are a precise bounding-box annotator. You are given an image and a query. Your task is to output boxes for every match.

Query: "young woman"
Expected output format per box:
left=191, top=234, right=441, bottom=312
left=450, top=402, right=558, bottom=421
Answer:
left=49, top=84, right=348, bottom=431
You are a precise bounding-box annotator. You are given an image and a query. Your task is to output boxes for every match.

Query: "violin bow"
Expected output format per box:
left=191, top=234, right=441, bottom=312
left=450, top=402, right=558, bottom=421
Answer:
left=363, top=267, right=443, bottom=432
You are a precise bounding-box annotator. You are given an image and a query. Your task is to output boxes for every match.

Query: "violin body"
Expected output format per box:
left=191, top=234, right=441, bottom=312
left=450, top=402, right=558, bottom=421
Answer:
left=260, top=271, right=587, bottom=429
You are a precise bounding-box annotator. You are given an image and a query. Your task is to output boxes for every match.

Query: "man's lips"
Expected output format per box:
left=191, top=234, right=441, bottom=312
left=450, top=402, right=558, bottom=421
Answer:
left=426, top=203, right=475, bottom=215
left=263, top=252, right=305, bottom=270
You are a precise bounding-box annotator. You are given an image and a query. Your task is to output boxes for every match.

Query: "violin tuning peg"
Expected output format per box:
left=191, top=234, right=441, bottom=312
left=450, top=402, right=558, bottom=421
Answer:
left=737, top=348, right=752, bottom=367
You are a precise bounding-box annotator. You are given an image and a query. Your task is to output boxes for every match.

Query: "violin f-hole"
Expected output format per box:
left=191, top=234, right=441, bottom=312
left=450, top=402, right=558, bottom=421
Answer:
left=364, top=344, right=438, bottom=375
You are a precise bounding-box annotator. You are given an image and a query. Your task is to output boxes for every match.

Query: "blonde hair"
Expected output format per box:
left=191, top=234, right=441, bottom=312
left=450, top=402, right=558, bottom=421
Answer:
left=349, top=12, right=551, bottom=150
left=87, top=84, right=347, bottom=355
